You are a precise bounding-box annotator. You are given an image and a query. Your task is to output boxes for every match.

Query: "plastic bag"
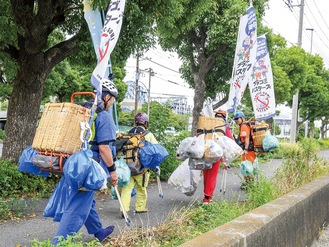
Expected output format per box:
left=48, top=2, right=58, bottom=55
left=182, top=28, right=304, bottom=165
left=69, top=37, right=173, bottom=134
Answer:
left=168, top=159, right=201, bottom=196
left=188, top=158, right=212, bottom=170
left=115, top=157, right=131, bottom=187
left=140, top=141, right=169, bottom=169
left=263, top=131, right=280, bottom=151
left=18, top=146, right=50, bottom=177
left=43, top=177, right=71, bottom=221
left=214, top=135, right=243, bottom=164
left=253, top=157, right=260, bottom=175
left=63, top=149, right=106, bottom=191
left=240, top=160, right=254, bottom=177
left=204, top=139, right=223, bottom=163
left=176, top=135, right=205, bottom=159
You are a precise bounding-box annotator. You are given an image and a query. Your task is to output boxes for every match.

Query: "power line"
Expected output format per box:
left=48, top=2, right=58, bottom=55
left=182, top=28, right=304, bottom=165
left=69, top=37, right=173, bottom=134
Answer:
left=142, top=57, right=180, bottom=74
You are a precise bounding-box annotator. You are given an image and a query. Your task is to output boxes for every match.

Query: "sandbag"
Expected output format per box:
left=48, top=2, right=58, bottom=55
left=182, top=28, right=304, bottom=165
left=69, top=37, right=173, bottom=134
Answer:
left=18, top=146, right=50, bottom=177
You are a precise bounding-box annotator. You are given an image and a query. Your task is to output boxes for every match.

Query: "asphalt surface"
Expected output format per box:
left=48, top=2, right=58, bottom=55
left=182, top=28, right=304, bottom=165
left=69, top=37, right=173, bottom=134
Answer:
left=0, top=145, right=328, bottom=247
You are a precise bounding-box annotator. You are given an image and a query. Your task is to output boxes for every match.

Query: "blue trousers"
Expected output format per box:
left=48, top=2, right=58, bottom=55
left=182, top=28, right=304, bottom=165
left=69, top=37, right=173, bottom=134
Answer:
left=53, top=189, right=102, bottom=244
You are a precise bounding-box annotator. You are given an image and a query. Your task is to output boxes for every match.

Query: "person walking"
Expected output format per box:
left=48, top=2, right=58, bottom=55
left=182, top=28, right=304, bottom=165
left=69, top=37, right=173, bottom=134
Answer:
left=202, top=110, right=233, bottom=204
left=120, top=112, right=158, bottom=215
left=51, top=79, right=119, bottom=245
left=233, top=111, right=256, bottom=189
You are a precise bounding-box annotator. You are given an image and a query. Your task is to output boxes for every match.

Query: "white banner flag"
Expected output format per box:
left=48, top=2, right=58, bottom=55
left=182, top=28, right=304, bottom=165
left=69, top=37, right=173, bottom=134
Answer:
left=227, top=7, right=257, bottom=113
left=83, top=0, right=103, bottom=62
left=90, top=0, right=126, bottom=100
left=249, top=35, right=276, bottom=120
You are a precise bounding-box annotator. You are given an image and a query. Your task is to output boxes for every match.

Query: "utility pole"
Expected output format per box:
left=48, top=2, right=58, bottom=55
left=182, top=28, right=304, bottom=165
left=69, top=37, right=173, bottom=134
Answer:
left=147, top=68, right=154, bottom=117
left=304, top=27, right=314, bottom=138
left=134, top=54, right=140, bottom=114
left=290, top=0, right=305, bottom=143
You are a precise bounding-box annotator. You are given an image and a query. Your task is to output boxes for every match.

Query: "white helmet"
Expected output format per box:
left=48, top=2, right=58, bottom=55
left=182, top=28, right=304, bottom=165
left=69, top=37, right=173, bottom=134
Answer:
left=101, top=79, right=118, bottom=98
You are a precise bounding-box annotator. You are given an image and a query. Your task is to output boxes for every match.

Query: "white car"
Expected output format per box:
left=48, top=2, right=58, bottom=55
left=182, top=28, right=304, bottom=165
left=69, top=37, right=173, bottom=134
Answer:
left=165, top=127, right=177, bottom=135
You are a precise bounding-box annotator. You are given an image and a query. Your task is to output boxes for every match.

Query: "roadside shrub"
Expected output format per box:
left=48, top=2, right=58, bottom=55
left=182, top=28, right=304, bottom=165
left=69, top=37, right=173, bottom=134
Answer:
left=0, top=160, right=59, bottom=198
left=154, top=130, right=190, bottom=180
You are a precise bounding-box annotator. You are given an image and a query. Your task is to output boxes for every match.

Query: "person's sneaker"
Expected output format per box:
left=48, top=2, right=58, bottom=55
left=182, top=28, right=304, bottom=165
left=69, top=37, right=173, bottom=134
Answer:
left=202, top=196, right=212, bottom=204
left=94, top=225, right=115, bottom=242
left=134, top=209, right=148, bottom=213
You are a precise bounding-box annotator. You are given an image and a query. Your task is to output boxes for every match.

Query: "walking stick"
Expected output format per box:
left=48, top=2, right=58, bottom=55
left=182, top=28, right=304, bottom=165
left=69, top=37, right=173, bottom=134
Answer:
left=220, top=165, right=228, bottom=195
left=114, top=185, right=131, bottom=226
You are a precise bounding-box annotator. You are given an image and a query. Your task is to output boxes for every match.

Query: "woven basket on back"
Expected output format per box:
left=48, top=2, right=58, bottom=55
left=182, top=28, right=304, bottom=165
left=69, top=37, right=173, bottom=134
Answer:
left=251, top=124, right=268, bottom=148
left=32, top=103, right=91, bottom=154
left=197, top=116, right=226, bottom=139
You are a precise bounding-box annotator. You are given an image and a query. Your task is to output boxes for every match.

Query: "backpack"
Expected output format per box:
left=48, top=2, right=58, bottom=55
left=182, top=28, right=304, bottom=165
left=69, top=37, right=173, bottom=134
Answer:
left=235, top=118, right=269, bottom=152
left=113, top=129, right=149, bottom=176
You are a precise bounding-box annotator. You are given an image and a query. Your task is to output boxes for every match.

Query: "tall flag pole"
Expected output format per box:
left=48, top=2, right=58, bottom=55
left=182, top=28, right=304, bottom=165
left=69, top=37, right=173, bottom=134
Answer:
left=249, top=35, right=276, bottom=120
left=227, top=7, right=257, bottom=113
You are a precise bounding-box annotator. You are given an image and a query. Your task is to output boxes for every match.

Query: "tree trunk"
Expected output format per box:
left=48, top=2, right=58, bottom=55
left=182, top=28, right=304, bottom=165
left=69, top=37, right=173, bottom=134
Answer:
left=309, top=120, right=315, bottom=139
left=2, top=53, right=47, bottom=161
left=191, top=73, right=206, bottom=136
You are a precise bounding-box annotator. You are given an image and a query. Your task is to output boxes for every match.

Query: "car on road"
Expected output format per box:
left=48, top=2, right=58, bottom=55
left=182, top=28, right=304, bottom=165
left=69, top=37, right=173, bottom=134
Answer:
left=164, top=127, right=177, bottom=135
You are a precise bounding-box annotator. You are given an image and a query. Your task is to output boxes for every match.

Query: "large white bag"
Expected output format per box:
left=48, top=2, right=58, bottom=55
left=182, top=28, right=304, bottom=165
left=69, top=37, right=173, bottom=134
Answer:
left=214, top=134, right=243, bottom=164
left=176, top=135, right=205, bottom=160
left=168, top=159, right=201, bottom=196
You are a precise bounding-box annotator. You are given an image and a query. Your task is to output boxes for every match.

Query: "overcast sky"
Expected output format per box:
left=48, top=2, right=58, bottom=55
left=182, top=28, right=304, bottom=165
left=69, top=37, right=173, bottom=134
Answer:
left=124, top=0, right=329, bottom=109
left=263, top=0, right=329, bottom=68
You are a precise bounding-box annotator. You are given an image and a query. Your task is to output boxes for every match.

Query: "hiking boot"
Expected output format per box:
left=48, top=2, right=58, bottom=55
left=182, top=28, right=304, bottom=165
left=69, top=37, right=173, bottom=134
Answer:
left=202, top=196, right=212, bottom=204
left=94, top=225, right=115, bottom=242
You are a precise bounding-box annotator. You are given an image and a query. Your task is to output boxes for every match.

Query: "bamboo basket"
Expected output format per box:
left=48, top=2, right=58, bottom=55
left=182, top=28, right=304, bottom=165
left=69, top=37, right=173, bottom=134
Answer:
left=197, top=116, right=226, bottom=139
left=251, top=124, right=268, bottom=148
left=32, top=102, right=91, bottom=154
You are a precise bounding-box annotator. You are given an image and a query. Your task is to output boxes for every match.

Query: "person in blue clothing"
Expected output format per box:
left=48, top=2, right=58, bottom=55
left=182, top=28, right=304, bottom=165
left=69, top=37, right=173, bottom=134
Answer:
left=52, top=79, right=118, bottom=245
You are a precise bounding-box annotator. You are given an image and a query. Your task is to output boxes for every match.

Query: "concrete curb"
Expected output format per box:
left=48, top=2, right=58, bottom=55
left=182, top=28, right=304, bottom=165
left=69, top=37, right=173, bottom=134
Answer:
left=179, top=175, right=329, bottom=247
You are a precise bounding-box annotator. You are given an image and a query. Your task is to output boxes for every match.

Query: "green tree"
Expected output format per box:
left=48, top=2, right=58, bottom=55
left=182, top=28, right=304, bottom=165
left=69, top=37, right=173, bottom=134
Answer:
left=0, top=0, right=170, bottom=161
left=156, top=0, right=268, bottom=135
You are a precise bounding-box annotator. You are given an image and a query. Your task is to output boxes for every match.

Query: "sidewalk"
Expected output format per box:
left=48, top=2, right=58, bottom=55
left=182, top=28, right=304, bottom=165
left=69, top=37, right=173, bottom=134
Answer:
left=0, top=156, right=282, bottom=247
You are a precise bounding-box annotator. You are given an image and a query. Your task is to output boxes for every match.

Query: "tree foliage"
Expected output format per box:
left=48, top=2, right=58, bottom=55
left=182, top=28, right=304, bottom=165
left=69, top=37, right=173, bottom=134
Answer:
left=0, top=0, right=169, bottom=161
left=156, top=0, right=269, bottom=135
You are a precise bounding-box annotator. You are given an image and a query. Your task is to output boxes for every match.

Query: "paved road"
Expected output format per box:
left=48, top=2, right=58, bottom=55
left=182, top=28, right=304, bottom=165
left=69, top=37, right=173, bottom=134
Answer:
left=0, top=155, right=281, bottom=247
left=1, top=150, right=328, bottom=247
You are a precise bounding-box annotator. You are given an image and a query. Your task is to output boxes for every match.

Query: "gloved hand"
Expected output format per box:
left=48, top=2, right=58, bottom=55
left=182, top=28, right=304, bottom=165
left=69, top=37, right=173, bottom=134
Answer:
left=155, top=166, right=160, bottom=177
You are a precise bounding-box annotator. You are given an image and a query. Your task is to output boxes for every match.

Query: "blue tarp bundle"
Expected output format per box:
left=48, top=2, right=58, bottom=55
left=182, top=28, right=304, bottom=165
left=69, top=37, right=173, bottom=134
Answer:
left=18, top=146, right=50, bottom=177
left=44, top=149, right=107, bottom=221
left=139, top=141, right=169, bottom=169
